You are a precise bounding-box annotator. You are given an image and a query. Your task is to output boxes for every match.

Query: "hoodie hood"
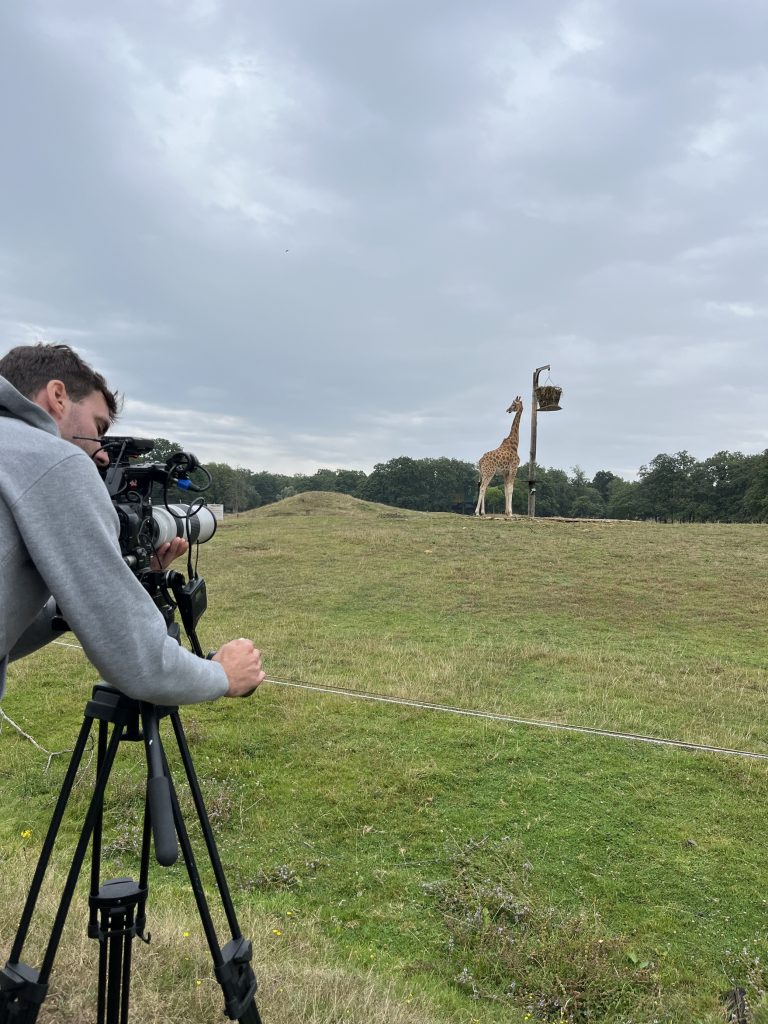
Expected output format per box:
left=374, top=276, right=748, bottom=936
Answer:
left=0, top=375, right=59, bottom=436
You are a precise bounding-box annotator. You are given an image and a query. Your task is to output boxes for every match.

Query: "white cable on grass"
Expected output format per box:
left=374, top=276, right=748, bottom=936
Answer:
left=267, top=677, right=768, bottom=761
left=49, top=641, right=768, bottom=762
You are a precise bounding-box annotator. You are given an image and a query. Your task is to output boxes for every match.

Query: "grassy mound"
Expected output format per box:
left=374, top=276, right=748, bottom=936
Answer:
left=244, top=491, right=423, bottom=519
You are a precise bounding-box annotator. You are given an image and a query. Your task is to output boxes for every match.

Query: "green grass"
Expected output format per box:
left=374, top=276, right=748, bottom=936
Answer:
left=1, top=492, right=767, bottom=1022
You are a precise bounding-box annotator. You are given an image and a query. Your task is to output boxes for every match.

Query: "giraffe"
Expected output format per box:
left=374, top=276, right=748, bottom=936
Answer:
left=474, top=397, right=524, bottom=517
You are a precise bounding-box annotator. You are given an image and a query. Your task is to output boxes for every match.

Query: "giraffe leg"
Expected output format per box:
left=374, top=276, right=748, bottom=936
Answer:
left=474, top=482, right=485, bottom=516
left=475, top=473, right=493, bottom=516
left=503, top=473, right=515, bottom=517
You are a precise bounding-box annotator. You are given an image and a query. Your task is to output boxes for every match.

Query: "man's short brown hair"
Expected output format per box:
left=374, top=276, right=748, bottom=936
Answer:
left=0, top=343, right=120, bottom=422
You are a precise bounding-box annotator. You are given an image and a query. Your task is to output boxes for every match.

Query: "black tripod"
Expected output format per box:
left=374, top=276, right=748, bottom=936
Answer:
left=0, top=684, right=262, bottom=1024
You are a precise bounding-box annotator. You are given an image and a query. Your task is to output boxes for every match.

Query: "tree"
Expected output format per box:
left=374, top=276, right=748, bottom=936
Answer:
left=567, top=466, right=606, bottom=518
left=697, top=450, right=754, bottom=522
left=529, top=466, right=571, bottom=517
left=570, top=465, right=590, bottom=492
left=166, top=445, right=768, bottom=523
left=249, top=471, right=288, bottom=506
left=637, top=451, right=697, bottom=522
left=591, top=470, right=617, bottom=503
left=293, top=468, right=368, bottom=496
left=204, top=462, right=234, bottom=506
left=423, top=458, right=478, bottom=511
left=230, top=467, right=261, bottom=512
left=360, top=457, right=427, bottom=508
left=570, top=488, right=606, bottom=519
left=134, top=437, right=183, bottom=464
left=360, top=456, right=476, bottom=512
left=484, top=485, right=504, bottom=514
left=203, top=463, right=261, bottom=513
left=606, top=478, right=641, bottom=519
left=335, top=469, right=368, bottom=496
left=743, top=451, right=768, bottom=522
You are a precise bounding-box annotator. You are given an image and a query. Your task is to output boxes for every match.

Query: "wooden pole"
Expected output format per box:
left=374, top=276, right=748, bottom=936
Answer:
left=528, top=364, right=549, bottom=518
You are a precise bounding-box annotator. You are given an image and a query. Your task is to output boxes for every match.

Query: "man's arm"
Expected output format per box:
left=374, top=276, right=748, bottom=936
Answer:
left=13, top=451, right=260, bottom=704
left=7, top=597, right=57, bottom=661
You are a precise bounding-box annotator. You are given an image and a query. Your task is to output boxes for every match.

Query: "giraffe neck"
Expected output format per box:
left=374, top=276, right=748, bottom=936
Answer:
left=505, top=409, right=522, bottom=451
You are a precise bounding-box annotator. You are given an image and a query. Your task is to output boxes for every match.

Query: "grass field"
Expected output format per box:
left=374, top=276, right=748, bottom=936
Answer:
left=1, top=492, right=767, bottom=1022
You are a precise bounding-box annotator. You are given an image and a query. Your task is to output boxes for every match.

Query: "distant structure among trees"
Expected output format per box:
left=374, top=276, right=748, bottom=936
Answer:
left=141, top=439, right=768, bottom=522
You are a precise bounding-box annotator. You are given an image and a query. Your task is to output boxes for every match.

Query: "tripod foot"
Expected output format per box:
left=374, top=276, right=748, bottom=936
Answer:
left=215, top=937, right=261, bottom=1022
left=0, top=961, right=47, bottom=1024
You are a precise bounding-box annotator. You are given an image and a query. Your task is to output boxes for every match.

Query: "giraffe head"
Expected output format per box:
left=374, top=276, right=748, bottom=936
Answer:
left=505, top=396, right=523, bottom=415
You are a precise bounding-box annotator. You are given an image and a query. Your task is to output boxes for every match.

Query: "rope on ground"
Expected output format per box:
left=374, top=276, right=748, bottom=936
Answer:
left=265, top=677, right=768, bottom=761
left=0, top=706, right=76, bottom=771
left=46, top=640, right=768, bottom=762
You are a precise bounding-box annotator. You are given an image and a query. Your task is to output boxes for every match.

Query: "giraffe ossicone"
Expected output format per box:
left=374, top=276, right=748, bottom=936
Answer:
left=474, top=396, right=523, bottom=518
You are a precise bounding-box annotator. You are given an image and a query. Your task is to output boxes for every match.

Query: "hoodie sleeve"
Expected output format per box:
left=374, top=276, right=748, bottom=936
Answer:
left=12, top=450, right=228, bottom=705
left=8, top=597, right=57, bottom=660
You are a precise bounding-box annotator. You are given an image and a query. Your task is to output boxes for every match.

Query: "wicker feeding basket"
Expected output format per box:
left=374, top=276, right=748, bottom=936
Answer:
left=535, top=384, right=563, bottom=411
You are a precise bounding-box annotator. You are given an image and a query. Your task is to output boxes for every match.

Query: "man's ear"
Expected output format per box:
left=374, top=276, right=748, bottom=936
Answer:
left=33, top=379, right=69, bottom=422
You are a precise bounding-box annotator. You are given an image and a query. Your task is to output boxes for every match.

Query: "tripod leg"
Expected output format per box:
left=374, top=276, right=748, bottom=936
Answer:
left=39, top=719, right=126, bottom=983
left=121, top=906, right=134, bottom=1023
left=91, top=704, right=153, bottom=1024
left=7, top=714, right=94, bottom=965
left=0, top=713, right=125, bottom=1024
left=98, top=789, right=152, bottom=1024
left=170, top=711, right=243, bottom=937
left=106, top=908, right=125, bottom=1023
left=91, top=879, right=146, bottom=1024
left=165, top=714, right=262, bottom=1023
left=166, top=779, right=262, bottom=1023
left=97, top=930, right=108, bottom=1024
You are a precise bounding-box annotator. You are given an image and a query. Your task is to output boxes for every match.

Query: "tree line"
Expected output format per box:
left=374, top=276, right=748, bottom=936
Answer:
left=142, top=440, right=768, bottom=522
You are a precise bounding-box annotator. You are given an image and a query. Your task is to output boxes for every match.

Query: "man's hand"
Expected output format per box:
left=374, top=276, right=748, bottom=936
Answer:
left=212, top=638, right=266, bottom=697
left=150, top=537, right=189, bottom=571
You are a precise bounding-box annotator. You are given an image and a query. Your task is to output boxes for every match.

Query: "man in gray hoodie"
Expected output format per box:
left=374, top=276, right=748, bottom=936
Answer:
left=0, top=343, right=265, bottom=704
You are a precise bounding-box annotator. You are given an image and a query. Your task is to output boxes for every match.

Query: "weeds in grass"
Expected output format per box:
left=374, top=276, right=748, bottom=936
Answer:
left=426, top=837, right=662, bottom=1022
left=723, top=937, right=768, bottom=1022
left=243, top=860, right=327, bottom=892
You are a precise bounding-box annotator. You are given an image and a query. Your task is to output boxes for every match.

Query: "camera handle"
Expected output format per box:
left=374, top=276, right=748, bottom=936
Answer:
left=152, top=570, right=207, bottom=658
left=0, top=685, right=262, bottom=1024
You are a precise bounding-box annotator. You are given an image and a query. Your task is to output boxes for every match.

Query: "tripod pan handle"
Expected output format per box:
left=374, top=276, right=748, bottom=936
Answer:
left=148, top=776, right=178, bottom=866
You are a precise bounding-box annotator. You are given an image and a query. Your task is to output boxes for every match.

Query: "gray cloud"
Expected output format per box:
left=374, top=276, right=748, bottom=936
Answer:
left=1, top=0, right=766, bottom=479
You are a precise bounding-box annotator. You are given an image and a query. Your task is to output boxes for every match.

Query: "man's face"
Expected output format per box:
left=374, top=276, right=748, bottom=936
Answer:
left=58, top=390, right=111, bottom=467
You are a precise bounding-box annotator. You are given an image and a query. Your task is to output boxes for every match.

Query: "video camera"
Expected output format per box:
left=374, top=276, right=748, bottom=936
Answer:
left=98, top=436, right=217, bottom=652
left=99, top=437, right=216, bottom=573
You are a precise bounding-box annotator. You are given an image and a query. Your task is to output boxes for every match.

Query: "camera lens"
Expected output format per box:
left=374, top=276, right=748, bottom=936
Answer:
left=151, top=504, right=217, bottom=547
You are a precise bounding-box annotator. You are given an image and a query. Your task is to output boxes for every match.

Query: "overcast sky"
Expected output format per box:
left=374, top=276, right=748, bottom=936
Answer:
left=1, top=1, right=766, bottom=479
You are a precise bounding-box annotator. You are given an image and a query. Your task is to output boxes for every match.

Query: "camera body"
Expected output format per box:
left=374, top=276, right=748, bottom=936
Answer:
left=97, top=437, right=216, bottom=648
left=99, top=437, right=216, bottom=576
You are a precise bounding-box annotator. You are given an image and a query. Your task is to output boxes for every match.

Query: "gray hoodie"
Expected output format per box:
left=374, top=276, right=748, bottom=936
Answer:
left=0, top=375, right=228, bottom=704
